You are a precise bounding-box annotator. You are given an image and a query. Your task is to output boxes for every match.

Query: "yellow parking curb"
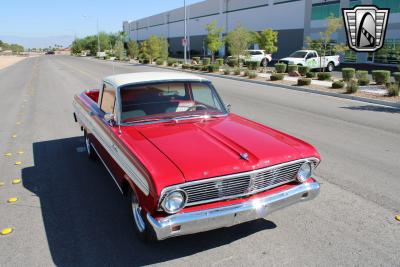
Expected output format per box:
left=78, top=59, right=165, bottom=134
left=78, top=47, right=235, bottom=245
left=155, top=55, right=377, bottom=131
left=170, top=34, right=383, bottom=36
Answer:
left=396, top=215, right=400, bottom=221
left=12, top=179, right=21, bottom=184
left=16, top=122, right=21, bottom=125
left=0, top=182, right=4, bottom=187
left=11, top=134, right=17, bottom=139
left=14, top=161, right=22, bottom=166
left=4, top=152, right=12, bottom=157
left=0, top=228, right=13, bottom=235
left=7, top=197, right=18, bottom=203
left=17, top=151, right=24, bottom=155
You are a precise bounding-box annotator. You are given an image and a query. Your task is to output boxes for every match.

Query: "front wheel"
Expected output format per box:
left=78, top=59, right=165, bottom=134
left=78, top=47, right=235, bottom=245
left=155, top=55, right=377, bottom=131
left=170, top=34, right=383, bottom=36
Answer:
left=327, top=62, right=334, bottom=72
left=129, top=189, right=157, bottom=243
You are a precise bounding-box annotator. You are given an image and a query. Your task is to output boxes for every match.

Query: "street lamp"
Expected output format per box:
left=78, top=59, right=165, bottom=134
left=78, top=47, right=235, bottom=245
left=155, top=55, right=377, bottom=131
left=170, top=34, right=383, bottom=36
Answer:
left=83, top=15, right=100, bottom=54
left=184, top=0, right=187, bottom=63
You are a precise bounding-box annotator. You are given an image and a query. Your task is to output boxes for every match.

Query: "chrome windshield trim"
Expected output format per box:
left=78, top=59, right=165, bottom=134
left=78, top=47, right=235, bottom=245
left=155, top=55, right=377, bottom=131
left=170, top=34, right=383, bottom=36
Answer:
left=159, top=157, right=320, bottom=208
left=120, top=113, right=228, bottom=126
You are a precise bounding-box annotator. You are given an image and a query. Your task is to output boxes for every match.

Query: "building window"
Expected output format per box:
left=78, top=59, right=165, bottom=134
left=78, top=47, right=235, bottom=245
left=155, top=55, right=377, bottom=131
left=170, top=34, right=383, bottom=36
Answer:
left=311, top=2, right=340, bottom=20
left=373, top=0, right=400, bottom=13
left=371, top=40, right=400, bottom=64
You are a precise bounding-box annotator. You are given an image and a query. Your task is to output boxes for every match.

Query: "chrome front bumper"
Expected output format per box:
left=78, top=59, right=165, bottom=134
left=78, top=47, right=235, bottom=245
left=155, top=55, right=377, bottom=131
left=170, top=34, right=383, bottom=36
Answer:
left=147, top=181, right=320, bottom=240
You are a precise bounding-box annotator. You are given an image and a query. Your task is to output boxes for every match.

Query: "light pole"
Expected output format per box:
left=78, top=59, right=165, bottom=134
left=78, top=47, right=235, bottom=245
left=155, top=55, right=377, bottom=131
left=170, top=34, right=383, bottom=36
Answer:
left=184, top=0, right=187, bottom=63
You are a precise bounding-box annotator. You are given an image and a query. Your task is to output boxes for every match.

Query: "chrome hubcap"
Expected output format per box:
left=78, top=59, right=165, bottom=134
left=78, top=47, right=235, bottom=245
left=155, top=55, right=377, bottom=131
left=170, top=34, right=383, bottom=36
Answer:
left=131, top=192, right=145, bottom=233
left=85, top=136, right=91, bottom=155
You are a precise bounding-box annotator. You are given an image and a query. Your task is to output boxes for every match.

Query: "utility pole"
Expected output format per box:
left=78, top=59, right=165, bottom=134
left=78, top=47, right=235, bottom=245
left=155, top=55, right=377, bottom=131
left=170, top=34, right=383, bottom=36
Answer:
left=184, top=0, right=187, bottom=63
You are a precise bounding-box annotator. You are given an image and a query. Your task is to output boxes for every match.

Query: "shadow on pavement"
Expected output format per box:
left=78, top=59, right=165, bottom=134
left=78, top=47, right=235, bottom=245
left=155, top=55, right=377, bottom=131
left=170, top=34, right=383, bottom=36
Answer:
left=341, top=105, right=400, bottom=114
left=22, top=137, right=276, bottom=266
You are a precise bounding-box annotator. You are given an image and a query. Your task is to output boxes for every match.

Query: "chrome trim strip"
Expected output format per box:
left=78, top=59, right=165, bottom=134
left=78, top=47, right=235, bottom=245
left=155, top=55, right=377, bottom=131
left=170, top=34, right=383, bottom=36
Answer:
left=148, top=181, right=320, bottom=240
left=73, top=99, right=150, bottom=195
left=159, top=157, right=319, bottom=208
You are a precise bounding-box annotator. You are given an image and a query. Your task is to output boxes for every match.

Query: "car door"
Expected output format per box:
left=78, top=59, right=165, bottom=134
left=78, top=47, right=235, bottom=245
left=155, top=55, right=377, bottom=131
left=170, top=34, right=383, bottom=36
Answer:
left=305, top=52, right=318, bottom=69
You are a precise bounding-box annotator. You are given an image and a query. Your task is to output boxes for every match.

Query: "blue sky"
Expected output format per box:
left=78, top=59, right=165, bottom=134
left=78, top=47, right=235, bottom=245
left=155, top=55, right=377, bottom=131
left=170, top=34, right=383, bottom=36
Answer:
left=0, top=0, right=202, bottom=47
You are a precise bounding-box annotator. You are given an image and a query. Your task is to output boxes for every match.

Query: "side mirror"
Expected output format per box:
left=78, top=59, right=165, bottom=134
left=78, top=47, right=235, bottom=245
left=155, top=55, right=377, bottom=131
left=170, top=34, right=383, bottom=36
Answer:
left=226, top=104, right=231, bottom=113
left=104, top=113, right=116, bottom=126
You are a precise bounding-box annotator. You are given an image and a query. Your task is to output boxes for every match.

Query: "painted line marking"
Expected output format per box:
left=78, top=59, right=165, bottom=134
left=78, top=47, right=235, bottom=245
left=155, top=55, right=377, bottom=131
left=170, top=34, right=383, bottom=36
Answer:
left=12, top=178, right=21, bottom=184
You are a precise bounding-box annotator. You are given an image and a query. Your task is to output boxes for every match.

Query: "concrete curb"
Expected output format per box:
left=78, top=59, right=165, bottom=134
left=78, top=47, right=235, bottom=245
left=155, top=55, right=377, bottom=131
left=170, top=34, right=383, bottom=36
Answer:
left=130, top=62, right=400, bottom=109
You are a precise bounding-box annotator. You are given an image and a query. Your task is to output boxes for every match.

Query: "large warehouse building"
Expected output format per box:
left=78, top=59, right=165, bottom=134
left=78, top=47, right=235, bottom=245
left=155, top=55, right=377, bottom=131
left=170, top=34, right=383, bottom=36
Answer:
left=123, top=0, right=399, bottom=65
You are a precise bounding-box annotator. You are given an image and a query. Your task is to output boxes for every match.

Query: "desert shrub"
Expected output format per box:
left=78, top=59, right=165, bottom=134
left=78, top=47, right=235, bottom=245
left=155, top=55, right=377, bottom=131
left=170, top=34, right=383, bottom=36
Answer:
left=356, top=70, right=368, bottom=80
left=181, top=64, right=191, bottom=69
left=202, top=57, right=211, bottom=65
left=233, top=67, right=241, bottom=75
left=192, top=57, right=200, bottom=64
left=167, top=59, right=177, bottom=66
left=332, top=80, right=345, bottom=89
left=298, top=66, right=310, bottom=76
left=342, top=68, right=356, bottom=81
left=244, top=69, right=250, bottom=76
left=393, top=72, right=400, bottom=83
left=346, top=79, right=359, bottom=93
left=156, top=59, right=164, bottom=65
left=208, top=64, right=220, bottom=73
left=201, top=65, right=209, bottom=71
left=306, top=72, right=316, bottom=78
left=142, top=58, right=150, bottom=64
left=372, top=70, right=391, bottom=85
left=317, top=72, right=331, bottom=81
left=387, top=83, right=399, bottom=96
left=192, top=65, right=202, bottom=71
left=275, top=63, right=287, bottom=73
left=248, top=70, right=257, bottom=79
left=216, top=58, right=224, bottom=66
left=270, top=73, right=284, bottom=81
left=287, top=64, right=299, bottom=73
left=247, top=61, right=259, bottom=70
left=223, top=68, right=231, bottom=75
left=358, top=77, right=370, bottom=86
left=227, top=57, right=239, bottom=67
left=297, top=78, right=312, bottom=86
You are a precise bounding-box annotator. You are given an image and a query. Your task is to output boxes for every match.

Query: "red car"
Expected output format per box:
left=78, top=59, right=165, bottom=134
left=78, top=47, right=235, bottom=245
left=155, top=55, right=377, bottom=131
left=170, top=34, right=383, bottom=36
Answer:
left=73, top=72, right=320, bottom=242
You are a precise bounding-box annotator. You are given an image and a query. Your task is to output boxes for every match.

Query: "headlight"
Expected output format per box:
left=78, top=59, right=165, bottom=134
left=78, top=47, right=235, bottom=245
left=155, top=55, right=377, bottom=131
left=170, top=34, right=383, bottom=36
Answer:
left=296, top=162, right=312, bottom=183
left=161, top=190, right=187, bottom=214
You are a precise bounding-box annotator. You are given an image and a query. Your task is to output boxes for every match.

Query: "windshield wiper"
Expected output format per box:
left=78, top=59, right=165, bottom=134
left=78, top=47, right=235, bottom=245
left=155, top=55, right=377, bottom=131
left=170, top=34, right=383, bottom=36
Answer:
left=172, top=114, right=221, bottom=121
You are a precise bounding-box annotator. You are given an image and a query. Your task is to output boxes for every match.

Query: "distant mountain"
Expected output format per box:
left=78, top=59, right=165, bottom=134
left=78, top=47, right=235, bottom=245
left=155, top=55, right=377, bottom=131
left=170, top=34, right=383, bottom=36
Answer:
left=0, top=35, right=75, bottom=49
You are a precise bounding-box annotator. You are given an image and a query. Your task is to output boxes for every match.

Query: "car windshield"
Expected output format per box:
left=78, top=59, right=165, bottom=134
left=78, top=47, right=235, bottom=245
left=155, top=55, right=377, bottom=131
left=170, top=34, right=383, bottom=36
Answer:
left=120, top=81, right=227, bottom=124
left=289, top=51, right=308, bottom=58
left=248, top=51, right=262, bottom=55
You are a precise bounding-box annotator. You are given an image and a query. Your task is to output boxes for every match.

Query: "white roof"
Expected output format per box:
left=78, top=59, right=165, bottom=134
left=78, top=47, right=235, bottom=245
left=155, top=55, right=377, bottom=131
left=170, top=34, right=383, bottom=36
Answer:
left=103, top=72, right=208, bottom=88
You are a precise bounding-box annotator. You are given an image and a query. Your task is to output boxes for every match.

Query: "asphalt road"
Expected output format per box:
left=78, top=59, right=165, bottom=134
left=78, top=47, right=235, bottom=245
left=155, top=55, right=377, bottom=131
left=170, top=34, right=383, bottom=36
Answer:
left=0, top=55, right=399, bottom=266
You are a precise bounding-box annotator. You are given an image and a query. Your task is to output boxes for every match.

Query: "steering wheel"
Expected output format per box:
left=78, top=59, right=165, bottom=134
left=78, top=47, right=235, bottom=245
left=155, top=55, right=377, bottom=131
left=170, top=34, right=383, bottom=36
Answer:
left=187, top=104, right=208, bottom=111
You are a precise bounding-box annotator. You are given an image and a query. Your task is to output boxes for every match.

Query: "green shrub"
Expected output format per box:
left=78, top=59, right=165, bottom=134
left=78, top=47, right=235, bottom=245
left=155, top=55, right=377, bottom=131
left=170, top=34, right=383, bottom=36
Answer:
left=387, top=83, right=399, bottom=96
left=248, top=70, right=257, bottom=79
left=270, top=73, right=284, bottom=81
left=298, top=66, right=310, bottom=76
left=216, top=58, right=224, bottom=66
left=372, top=70, right=391, bottom=84
left=297, top=78, right=312, bottom=86
left=287, top=64, right=299, bottom=73
left=201, top=65, right=209, bottom=71
left=192, top=65, right=202, bottom=71
left=332, top=80, right=345, bottom=89
left=142, top=58, right=150, bottom=64
left=167, top=59, right=177, bottom=66
left=182, top=64, right=191, bottom=69
left=358, top=77, right=370, bottom=86
left=317, top=72, right=331, bottom=81
left=223, top=68, right=231, bottom=75
left=192, top=57, right=200, bottom=64
left=233, top=67, right=241, bottom=75
left=208, top=64, right=220, bottom=73
left=342, top=68, right=356, bottom=81
left=156, top=59, right=164, bottom=65
left=306, top=72, right=316, bottom=78
left=393, top=72, right=400, bottom=82
left=247, top=61, right=259, bottom=70
left=227, top=57, right=239, bottom=67
left=202, top=57, right=211, bottom=65
left=244, top=69, right=250, bottom=76
left=275, top=63, right=287, bottom=73
left=356, top=70, right=368, bottom=80
left=346, top=79, right=359, bottom=94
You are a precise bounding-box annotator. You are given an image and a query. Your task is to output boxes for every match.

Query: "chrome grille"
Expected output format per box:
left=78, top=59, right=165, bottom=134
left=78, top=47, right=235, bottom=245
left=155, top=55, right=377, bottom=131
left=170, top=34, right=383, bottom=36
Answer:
left=161, top=158, right=319, bottom=207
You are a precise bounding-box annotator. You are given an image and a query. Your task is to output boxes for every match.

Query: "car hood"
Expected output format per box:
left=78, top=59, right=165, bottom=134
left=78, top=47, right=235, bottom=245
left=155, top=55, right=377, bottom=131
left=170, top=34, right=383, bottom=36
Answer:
left=280, top=57, right=302, bottom=62
left=127, top=114, right=318, bottom=183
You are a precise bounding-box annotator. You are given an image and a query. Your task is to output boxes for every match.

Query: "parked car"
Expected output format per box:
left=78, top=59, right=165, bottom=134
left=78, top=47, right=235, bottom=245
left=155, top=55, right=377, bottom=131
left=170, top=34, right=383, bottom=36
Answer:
left=279, top=50, right=340, bottom=72
left=73, top=72, right=321, bottom=242
left=227, top=50, right=272, bottom=67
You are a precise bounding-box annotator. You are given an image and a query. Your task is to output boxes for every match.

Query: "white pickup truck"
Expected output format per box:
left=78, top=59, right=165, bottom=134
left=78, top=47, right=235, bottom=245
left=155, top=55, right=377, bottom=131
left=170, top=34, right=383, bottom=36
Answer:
left=279, top=50, right=340, bottom=72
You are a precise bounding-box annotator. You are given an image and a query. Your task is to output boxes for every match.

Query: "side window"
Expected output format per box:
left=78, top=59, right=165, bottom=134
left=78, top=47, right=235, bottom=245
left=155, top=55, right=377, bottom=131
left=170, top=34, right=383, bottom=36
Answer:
left=100, top=83, right=116, bottom=114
